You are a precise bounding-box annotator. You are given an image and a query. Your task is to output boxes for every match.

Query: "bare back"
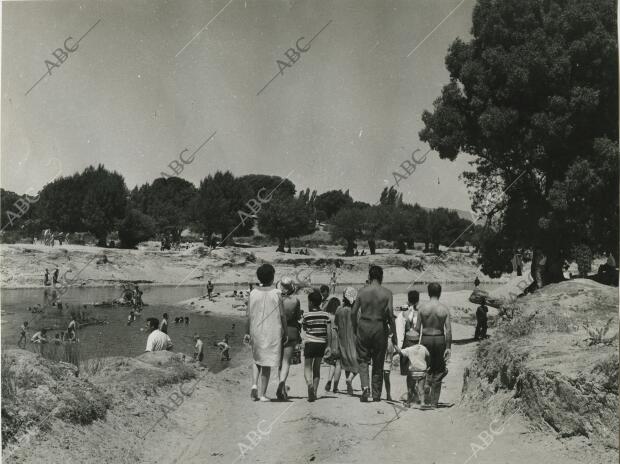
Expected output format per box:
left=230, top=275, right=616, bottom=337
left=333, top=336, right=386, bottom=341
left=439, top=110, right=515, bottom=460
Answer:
left=356, top=284, right=392, bottom=321
left=416, top=299, right=452, bottom=348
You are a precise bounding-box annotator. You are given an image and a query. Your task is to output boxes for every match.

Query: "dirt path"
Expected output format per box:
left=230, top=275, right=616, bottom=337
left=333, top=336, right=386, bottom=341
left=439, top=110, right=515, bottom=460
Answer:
left=138, top=324, right=588, bottom=464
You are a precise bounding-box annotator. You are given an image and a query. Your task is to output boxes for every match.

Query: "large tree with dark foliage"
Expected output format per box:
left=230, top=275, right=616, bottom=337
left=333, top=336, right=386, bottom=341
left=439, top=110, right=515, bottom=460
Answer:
left=130, top=177, right=196, bottom=241
left=330, top=208, right=367, bottom=256
left=80, top=166, right=128, bottom=246
left=419, top=0, right=618, bottom=286
left=193, top=171, right=253, bottom=245
left=118, top=209, right=156, bottom=248
left=257, top=195, right=316, bottom=251
left=314, top=189, right=354, bottom=220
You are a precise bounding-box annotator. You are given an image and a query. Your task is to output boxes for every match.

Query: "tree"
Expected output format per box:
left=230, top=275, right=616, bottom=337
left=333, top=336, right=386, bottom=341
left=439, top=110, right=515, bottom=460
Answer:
left=419, top=0, right=618, bottom=286
left=330, top=208, right=366, bottom=256
left=130, top=177, right=196, bottom=241
left=257, top=196, right=315, bottom=251
left=118, top=209, right=156, bottom=248
left=193, top=171, right=253, bottom=245
left=80, top=166, right=128, bottom=246
left=314, top=190, right=353, bottom=219
left=238, top=174, right=296, bottom=198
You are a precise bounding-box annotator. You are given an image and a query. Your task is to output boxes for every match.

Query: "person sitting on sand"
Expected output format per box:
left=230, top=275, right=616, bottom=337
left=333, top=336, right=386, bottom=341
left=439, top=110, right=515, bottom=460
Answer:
left=145, top=318, right=173, bottom=352
left=31, top=329, right=48, bottom=344
left=18, top=321, right=29, bottom=347
left=245, top=264, right=286, bottom=402
left=160, top=313, right=169, bottom=334
left=302, top=289, right=331, bottom=402
left=415, top=283, right=451, bottom=408
left=194, top=335, right=204, bottom=362
left=394, top=330, right=430, bottom=407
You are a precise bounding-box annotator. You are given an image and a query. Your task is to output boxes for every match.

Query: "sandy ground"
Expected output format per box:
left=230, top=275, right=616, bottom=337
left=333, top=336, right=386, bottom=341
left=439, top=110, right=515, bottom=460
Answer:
left=133, top=323, right=593, bottom=464
left=0, top=243, right=505, bottom=290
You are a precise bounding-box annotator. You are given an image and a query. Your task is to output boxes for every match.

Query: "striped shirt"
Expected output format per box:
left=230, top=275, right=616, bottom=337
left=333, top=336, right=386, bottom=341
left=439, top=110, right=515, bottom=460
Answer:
left=302, top=310, right=330, bottom=343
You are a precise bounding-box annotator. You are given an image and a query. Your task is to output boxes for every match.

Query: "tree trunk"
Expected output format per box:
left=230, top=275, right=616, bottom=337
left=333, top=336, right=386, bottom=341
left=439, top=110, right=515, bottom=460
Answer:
left=368, top=239, right=376, bottom=255
left=345, top=239, right=355, bottom=256
left=424, top=242, right=430, bottom=252
left=396, top=239, right=407, bottom=254
left=276, top=237, right=285, bottom=252
left=531, top=248, right=564, bottom=290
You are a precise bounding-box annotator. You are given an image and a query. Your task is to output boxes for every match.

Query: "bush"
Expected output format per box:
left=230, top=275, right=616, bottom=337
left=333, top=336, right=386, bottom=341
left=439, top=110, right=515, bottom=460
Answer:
left=571, top=244, right=593, bottom=277
left=118, top=209, right=156, bottom=249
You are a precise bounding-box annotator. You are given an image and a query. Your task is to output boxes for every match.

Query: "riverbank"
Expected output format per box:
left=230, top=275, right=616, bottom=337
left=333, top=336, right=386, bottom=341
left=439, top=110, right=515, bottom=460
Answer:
left=3, top=321, right=610, bottom=464
left=0, top=243, right=507, bottom=290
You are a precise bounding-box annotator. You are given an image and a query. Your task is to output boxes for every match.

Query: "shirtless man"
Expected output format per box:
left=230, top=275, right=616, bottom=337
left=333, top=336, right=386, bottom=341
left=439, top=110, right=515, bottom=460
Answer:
left=352, top=265, right=397, bottom=402
left=415, top=282, right=452, bottom=408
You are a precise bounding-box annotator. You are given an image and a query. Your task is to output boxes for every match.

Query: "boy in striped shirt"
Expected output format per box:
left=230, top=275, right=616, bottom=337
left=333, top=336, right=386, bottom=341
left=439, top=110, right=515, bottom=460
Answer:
left=302, top=288, right=331, bottom=402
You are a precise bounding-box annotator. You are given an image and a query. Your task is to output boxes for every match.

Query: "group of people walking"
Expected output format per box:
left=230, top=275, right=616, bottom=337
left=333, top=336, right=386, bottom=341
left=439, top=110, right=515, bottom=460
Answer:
left=245, top=263, right=452, bottom=408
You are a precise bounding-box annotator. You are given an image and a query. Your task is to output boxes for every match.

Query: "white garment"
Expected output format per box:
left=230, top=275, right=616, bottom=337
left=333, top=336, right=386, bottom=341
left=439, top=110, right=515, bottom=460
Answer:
left=145, top=329, right=173, bottom=351
left=396, top=306, right=417, bottom=348
left=248, top=287, right=282, bottom=367
left=400, top=344, right=429, bottom=372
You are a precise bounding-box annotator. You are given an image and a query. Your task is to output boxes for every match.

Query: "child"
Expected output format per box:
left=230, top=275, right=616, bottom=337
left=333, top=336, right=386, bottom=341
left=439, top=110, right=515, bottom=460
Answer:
left=395, top=331, right=430, bottom=408
left=18, top=321, right=29, bottom=347
left=302, top=289, right=331, bottom=402
left=194, top=335, right=204, bottom=363
left=215, top=335, right=230, bottom=361
left=383, top=333, right=396, bottom=401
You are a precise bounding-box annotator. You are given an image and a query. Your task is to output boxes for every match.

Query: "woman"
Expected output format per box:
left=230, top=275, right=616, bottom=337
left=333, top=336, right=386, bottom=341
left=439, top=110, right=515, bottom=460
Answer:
left=333, top=287, right=359, bottom=395
left=276, top=276, right=302, bottom=400
left=323, top=297, right=341, bottom=393
left=245, top=264, right=286, bottom=402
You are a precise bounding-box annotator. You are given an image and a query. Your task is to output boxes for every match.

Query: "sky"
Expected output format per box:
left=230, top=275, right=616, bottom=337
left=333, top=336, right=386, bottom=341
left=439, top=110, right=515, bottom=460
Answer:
left=1, top=0, right=476, bottom=211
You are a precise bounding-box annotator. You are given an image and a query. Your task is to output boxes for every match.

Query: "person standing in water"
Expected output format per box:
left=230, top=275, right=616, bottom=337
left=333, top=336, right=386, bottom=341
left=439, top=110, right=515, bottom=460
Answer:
left=329, top=271, right=338, bottom=294
left=415, top=282, right=452, bottom=408
left=18, top=321, right=29, bottom=347
left=207, top=281, right=214, bottom=300
left=193, top=335, right=204, bottom=363
left=352, top=265, right=397, bottom=402
left=160, top=313, right=169, bottom=334
left=44, top=269, right=50, bottom=286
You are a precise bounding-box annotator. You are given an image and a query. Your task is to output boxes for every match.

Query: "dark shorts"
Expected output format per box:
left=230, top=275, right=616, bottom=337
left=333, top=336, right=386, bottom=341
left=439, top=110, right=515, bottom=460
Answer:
left=304, top=342, right=326, bottom=358
left=421, top=334, right=447, bottom=375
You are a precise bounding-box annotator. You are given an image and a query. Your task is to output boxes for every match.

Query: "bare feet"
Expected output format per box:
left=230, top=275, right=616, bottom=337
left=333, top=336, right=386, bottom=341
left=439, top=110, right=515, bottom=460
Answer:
left=259, top=396, right=270, bottom=402
left=251, top=386, right=258, bottom=401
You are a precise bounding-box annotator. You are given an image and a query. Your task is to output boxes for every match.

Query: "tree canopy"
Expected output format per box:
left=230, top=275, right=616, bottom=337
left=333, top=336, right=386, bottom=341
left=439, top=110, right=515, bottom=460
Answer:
left=419, top=0, right=618, bottom=284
